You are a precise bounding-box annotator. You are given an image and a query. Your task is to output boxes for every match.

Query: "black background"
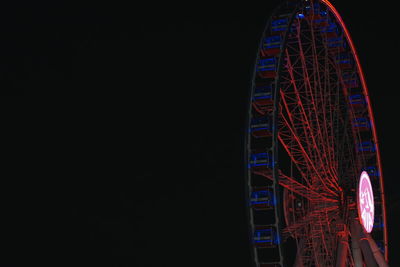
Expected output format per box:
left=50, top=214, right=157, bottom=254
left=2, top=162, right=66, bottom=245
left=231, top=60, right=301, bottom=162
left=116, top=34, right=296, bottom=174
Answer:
left=2, top=0, right=399, bottom=266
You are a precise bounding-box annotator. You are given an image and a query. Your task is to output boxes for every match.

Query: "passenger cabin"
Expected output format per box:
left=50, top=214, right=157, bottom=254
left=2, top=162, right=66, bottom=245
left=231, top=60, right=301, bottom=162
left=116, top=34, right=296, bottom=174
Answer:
left=252, top=83, right=274, bottom=114
left=327, top=36, right=347, bottom=52
left=250, top=187, right=275, bottom=210
left=358, top=141, right=376, bottom=154
left=320, top=22, right=339, bottom=38
left=271, top=14, right=291, bottom=34
left=248, top=151, right=274, bottom=173
left=250, top=116, right=272, bottom=138
left=336, top=53, right=353, bottom=69
left=253, top=226, right=279, bottom=248
left=261, top=36, right=282, bottom=57
left=374, top=216, right=384, bottom=229
left=342, top=72, right=359, bottom=88
left=352, top=117, right=371, bottom=131
left=349, top=94, right=366, bottom=110
left=257, top=58, right=277, bottom=78
left=364, top=166, right=380, bottom=177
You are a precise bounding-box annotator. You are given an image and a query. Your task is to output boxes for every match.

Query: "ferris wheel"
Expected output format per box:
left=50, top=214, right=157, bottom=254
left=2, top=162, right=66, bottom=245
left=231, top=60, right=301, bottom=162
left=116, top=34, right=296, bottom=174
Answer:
left=245, top=0, right=389, bottom=266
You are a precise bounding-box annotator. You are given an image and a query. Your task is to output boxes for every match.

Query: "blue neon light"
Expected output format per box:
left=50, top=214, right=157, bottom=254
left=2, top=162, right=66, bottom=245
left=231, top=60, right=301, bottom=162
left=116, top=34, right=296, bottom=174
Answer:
left=264, top=36, right=281, bottom=49
left=274, top=233, right=281, bottom=244
left=253, top=95, right=272, bottom=100
left=251, top=190, right=272, bottom=198
left=251, top=201, right=271, bottom=205
left=251, top=189, right=276, bottom=206
left=253, top=228, right=280, bottom=245
left=250, top=152, right=269, bottom=160
left=349, top=94, right=364, bottom=104
left=254, top=239, right=272, bottom=243
left=314, top=18, right=328, bottom=24
left=272, top=19, right=288, bottom=26
left=251, top=127, right=271, bottom=132
left=353, top=118, right=370, bottom=128
left=358, top=141, right=376, bottom=152
left=364, top=166, right=379, bottom=176
left=376, top=241, right=385, bottom=253
left=327, top=37, right=346, bottom=48
left=258, top=58, right=276, bottom=71
left=248, top=152, right=274, bottom=168
left=255, top=228, right=272, bottom=234
left=321, top=22, right=338, bottom=33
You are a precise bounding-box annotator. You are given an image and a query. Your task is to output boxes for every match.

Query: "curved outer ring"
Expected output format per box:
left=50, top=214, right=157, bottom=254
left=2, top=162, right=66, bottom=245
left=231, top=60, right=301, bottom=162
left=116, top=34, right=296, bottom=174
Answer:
left=321, top=0, right=388, bottom=261
left=244, top=3, right=283, bottom=266
left=245, top=3, right=300, bottom=266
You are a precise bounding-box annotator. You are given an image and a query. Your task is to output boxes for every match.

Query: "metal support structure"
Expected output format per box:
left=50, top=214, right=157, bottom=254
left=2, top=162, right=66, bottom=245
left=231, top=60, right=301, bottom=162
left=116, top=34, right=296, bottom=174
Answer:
left=364, top=234, right=389, bottom=267
left=335, top=229, right=348, bottom=267
left=350, top=218, right=363, bottom=267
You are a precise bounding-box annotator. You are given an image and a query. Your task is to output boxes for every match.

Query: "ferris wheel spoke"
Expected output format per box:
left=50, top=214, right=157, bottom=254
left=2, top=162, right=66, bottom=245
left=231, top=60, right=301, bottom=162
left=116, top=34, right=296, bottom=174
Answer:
left=253, top=168, right=336, bottom=202
left=282, top=205, right=339, bottom=239
left=282, top=47, right=341, bottom=193
left=293, top=26, right=342, bottom=190
left=279, top=104, right=339, bottom=197
left=309, top=24, right=342, bottom=183
left=293, top=238, right=306, bottom=267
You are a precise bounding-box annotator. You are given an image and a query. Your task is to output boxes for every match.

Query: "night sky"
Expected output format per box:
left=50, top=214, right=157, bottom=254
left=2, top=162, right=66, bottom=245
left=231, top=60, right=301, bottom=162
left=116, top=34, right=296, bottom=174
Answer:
left=2, top=1, right=398, bottom=266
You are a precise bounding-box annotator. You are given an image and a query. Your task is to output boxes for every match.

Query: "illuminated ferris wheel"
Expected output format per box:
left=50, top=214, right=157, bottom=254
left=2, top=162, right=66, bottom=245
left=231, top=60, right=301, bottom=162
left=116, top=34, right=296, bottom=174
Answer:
left=245, top=0, right=389, bottom=266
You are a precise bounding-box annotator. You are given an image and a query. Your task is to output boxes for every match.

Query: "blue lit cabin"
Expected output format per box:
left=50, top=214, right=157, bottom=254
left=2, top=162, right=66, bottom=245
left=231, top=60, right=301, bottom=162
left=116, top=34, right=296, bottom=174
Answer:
left=342, top=72, right=359, bottom=88
left=271, top=16, right=289, bottom=34
left=257, top=57, right=277, bottom=78
left=253, top=226, right=280, bottom=248
left=364, top=166, right=380, bottom=177
left=376, top=241, right=385, bottom=254
left=358, top=141, right=376, bottom=153
left=261, top=36, right=281, bottom=57
left=336, top=53, right=353, bottom=69
left=312, top=10, right=329, bottom=27
left=252, top=83, right=274, bottom=114
left=313, top=16, right=329, bottom=27
left=349, top=94, right=366, bottom=109
left=352, top=117, right=371, bottom=131
left=327, top=36, right=347, bottom=51
left=374, top=216, right=384, bottom=229
left=250, top=116, right=272, bottom=138
left=320, top=22, right=339, bottom=38
left=250, top=187, right=275, bottom=210
left=248, top=152, right=274, bottom=172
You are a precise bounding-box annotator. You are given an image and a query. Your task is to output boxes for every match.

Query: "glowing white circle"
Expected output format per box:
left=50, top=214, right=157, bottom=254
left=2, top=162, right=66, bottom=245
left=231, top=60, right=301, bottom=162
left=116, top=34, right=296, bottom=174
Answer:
left=358, top=171, right=374, bottom=233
